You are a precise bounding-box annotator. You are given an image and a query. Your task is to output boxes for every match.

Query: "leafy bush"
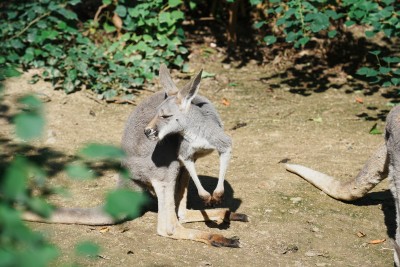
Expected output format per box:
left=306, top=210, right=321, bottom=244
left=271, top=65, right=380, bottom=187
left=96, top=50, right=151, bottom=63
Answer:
left=0, top=78, right=148, bottom=265
left=0, top=0, right=188, bottom=99
left=252, top=0, right=399, bottom=47
left=252, top=0, right=399, bottom=86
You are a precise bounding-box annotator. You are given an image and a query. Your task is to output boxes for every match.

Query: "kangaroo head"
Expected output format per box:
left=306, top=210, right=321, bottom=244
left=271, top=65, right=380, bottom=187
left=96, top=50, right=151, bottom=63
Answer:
left=144, top=64, right=203, bottom=141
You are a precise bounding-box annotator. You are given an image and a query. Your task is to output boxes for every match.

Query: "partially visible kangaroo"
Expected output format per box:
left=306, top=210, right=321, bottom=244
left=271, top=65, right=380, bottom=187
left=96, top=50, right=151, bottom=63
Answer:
left=23, top=64, right=247, bottom=248
left=285, top=105, right=400, bottom=265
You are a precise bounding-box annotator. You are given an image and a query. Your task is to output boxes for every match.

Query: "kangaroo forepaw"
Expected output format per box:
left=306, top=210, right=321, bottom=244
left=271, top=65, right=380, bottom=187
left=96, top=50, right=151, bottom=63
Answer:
left=209, top=190, right=224, bottom=205
left=209, top=234, right=241, bottom=248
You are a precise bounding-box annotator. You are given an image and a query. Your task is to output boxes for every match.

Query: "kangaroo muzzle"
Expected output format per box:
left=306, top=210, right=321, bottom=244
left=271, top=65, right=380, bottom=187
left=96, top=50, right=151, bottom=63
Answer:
left=144, top=127, right=159, bottom=140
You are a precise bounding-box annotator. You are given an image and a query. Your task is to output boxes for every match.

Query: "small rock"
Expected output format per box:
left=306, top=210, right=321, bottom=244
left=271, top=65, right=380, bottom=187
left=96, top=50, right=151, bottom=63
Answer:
left=198, top=261, right=213, bottom=267
left=290, top=197, right=302, bottom=204
left=305, top=251, right=319, bottom=257
left=45, top=130, right=57, bottom=144
left=311, top=226, right=320, bottom=233
left=316, top=263, right=328, bottom=267
left=282, top=244, right=299, bottom=254
left=35, top=93, right=51, bottom=103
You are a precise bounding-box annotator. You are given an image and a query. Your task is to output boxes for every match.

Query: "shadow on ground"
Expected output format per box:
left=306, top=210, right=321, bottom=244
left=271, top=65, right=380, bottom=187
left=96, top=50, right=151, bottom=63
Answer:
left=351, top=190, right=396, bottom=239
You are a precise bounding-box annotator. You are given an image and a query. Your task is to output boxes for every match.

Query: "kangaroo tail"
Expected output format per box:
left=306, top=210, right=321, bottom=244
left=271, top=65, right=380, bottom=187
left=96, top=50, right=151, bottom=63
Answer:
left=285, top=143, right=388, bottom=201
left=22, top=206, right=117, bottom=226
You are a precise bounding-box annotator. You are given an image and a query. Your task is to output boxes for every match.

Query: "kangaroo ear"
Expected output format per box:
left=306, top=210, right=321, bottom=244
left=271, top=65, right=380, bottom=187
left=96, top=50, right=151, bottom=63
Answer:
left=159, top=63, right=179, bottom=97
left=177, top=69, right=202, bottom=111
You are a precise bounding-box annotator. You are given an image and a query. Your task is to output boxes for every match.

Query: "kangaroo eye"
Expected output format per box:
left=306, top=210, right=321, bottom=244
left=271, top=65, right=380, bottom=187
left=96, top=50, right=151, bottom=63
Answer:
left=161, top=114, right=172, bottom=119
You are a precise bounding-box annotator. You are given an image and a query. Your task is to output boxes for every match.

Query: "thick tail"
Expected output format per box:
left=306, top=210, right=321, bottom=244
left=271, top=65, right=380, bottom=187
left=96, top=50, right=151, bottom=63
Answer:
left=22, top=206, right=117, bottom=226
left=285, top=143, right=388, bottom=201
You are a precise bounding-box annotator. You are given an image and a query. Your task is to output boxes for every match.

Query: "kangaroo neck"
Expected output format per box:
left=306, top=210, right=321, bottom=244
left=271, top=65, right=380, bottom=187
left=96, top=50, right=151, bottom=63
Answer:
left=181, top=106, right=208, bottom=142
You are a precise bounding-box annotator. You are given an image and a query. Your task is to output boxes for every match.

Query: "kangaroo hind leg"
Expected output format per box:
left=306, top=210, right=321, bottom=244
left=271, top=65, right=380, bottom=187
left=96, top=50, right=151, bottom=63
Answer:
left=152, top=178, right=241, bottom=247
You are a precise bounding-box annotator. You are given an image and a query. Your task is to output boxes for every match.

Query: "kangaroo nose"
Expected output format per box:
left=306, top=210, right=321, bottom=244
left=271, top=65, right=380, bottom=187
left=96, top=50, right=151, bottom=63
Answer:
left=144, top=128, right=152, bottom=137
left=144, top=128, right=158, bottom=139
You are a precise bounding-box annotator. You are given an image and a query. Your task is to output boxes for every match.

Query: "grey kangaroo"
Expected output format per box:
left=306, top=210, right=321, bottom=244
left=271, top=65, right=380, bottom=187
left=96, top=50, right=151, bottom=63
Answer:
left=23, top=64, right=247, bottom=248
left=285, top=105, right=400, bottom=265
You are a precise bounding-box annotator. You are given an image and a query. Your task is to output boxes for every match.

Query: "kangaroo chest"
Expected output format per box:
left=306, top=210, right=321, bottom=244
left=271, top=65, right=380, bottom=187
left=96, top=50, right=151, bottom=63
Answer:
left=180, top=131, right=216, bottom=159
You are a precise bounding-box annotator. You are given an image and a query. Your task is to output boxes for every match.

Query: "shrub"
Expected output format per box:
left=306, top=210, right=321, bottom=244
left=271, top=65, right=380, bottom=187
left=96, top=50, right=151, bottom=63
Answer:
left=0, top=0, right=188, bottom=99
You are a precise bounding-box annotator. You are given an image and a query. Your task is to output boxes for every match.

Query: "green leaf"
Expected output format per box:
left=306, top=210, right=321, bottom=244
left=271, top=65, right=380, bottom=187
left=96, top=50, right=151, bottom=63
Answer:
left=276, top=17, right=286, bottom=26
left=379, top=67, right=391, bottom=75
left=369, top=123, right=382, bottom=135
left=3, top=156, right=29, bottom=200
left=383, top=57, right=400, bottom=63
left=115, top=5, right=127, bottom=17
left=392, top=78, right=400, bottom=86
left=383, top=81, right=392, bottom=87
left=310, top=13, right=330, bottom=33
left=168, top=0, right=182, bottom=8
left=14, top=112, right=45, bottom=141
left=344, top=20, right=355, bottom=27
left=79, top=144, right=125, bottom=160
left=104, top=189, right=149, bottom=220
left=27, top=197, right=53, bottom=218
left=328, top=30, right=337, bottom=38
left=104, top=23, right=116, bottom=33
left=102, top=0, right=111, bottom=4
left=75, top=241, right=100, bottom=257
left=201, top=71, right=216, bottom=78
left=171, top=10, right=184, bottom=21
left=102, top=89, right=117, bottom=100
left=182, top=63, right=190, bottom=73
left=56, top=8, right=78, bottom=20
left=365, top=30, right=375, bottom=38
left=285, top=31, right=297, bottom=43
left=2, top=66, right=22, bottom=78
left=66, top=162, right=95, bottom=180
left=369, top=50, right=381, bottom=56
left=296, top=36, right=310, bottom=47
left=357, top=67, right=378, bottom=77
left=264, top=35, right=277, bottom=45
left=19, top=95, right=43, bottom=111
left=254, top=21, right=265, bottom=29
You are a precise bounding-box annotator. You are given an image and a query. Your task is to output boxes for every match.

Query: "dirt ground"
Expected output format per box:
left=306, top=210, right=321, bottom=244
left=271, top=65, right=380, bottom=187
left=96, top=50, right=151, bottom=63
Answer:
left=1, top=48, right=397, bottom=266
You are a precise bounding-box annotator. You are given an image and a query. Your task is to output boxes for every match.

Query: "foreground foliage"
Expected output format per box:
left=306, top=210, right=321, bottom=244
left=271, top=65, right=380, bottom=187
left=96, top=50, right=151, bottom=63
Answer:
left=0, top=71, right=148, bottom=265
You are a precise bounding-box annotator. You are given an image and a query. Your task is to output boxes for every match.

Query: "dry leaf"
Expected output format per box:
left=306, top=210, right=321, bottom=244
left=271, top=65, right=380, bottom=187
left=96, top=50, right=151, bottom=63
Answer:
left=368, top=238, right=386, bottom=244
left=221, top=97, right=230, bottom=106
left=356, top=231, right=366, bottom=238
left=99, top=226, right=110, bottom=233
left=355, top=97, right=364, bottom=104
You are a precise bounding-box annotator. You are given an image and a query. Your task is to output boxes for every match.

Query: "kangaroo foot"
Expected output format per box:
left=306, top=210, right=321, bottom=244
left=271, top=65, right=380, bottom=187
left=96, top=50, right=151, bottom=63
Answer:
left=226, top=211, right=249, bottom=222
left=209, top=234, right=240, bottom=248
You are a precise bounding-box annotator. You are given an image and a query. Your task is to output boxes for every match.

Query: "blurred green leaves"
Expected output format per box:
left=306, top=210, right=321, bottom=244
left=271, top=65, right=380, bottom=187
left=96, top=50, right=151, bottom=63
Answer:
left=75, top=241, right=100, bottom=258
left=79, top=144, right=126, bottom=160
left=14, top=95, right=44, bottom=141
left=104, top=189, right=149, bottom=221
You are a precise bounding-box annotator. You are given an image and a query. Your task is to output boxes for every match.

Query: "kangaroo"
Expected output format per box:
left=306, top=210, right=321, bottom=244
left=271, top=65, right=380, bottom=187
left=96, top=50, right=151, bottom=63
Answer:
left=285, top=105, right=400, bottom=265
left=23, top=64, right=248, bottom=248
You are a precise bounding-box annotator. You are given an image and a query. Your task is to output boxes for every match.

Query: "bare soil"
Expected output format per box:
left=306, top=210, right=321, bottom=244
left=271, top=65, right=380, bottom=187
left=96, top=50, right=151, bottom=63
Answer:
left=1, top=48, right=396, bottom=266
